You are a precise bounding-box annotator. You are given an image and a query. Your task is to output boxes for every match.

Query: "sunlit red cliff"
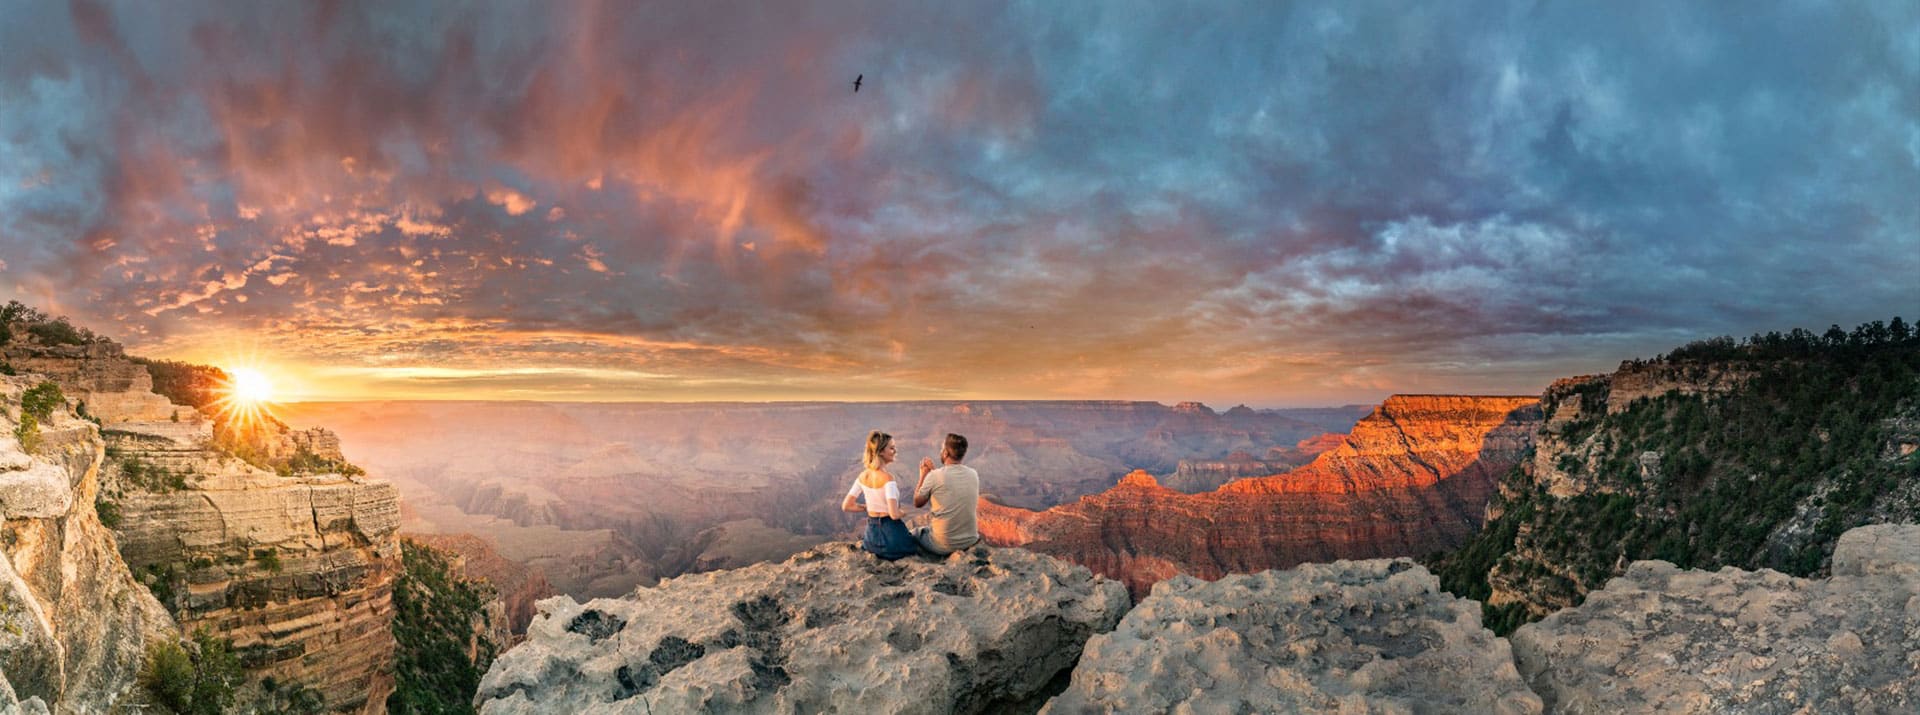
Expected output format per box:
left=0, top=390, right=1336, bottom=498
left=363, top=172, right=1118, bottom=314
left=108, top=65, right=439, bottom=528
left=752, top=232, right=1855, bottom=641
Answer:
left=978, top=395, right=1544, bottom=597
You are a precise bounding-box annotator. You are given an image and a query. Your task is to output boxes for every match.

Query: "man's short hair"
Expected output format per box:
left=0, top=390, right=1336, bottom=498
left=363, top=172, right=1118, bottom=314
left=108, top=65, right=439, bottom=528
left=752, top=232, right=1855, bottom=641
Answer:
left=942, top=433, right=969, bottom=462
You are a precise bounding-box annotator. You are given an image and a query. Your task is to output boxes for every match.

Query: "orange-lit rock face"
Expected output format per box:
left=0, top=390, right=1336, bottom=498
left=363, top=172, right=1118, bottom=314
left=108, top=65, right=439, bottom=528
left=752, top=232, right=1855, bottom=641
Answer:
left=980, top=395, right=1543, bottom=597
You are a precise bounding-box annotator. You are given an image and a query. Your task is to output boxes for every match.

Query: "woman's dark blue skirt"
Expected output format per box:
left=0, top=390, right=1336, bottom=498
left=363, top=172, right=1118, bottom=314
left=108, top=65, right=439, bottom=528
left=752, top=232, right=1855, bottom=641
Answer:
left=863, top=516, right=918, bottom=561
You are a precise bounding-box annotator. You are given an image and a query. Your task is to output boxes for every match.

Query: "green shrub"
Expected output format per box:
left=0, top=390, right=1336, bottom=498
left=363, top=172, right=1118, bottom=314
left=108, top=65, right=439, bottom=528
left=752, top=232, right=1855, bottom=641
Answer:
left=96, top=498, right=122, bottom=528
left=141, top=629, right=243, bottom=715
left=253, top=548, right=283, bottom=573
left=26, top=319, right=92, bottom=346
left=21, top=382, right=63, bottom=422
left=14, top=413, right=40, bottom=455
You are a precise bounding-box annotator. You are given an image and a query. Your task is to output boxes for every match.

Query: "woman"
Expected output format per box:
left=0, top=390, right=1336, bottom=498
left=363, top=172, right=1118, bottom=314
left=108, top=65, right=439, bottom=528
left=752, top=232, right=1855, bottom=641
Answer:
left=841, top=430, right=918, bottom=560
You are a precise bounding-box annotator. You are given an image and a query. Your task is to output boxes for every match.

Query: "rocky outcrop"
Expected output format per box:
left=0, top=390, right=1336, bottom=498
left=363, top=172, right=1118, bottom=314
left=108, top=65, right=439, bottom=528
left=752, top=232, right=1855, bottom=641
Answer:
left=1510, top=524, right=1920, bottom=714
left=105, top=425, right=401, bottom=712
left=468, top=520, right=1920, bottom=714
left=6, top=334, right=402, bottom=712
left=981, top=395, right=1542, bottom=597
left=0, top=341, right=187, bottom=424
left=476, top=543, right=1129, bottom=714
left=1046, top=559, right=1542, bottom=714
left=0, top=375, right=178, bottom=710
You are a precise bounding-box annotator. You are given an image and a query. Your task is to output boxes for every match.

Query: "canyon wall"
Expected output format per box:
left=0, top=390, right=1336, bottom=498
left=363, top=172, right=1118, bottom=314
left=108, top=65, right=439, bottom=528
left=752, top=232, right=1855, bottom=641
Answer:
left=0, top=375, right=176, bottom=711
left=4, top=335, right=402, bottom=712
left=980, top=395, right=1542, bottom=597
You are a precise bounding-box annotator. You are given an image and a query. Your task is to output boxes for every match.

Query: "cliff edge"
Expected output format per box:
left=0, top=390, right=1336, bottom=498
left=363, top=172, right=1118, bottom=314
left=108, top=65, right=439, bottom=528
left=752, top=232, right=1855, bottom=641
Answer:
left=477, top=543, right=1129, bottom=714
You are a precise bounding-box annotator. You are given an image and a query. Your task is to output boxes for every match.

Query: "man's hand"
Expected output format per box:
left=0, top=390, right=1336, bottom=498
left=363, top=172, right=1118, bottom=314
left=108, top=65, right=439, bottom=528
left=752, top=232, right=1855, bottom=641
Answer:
left=919, top=457, right=935, bottom=476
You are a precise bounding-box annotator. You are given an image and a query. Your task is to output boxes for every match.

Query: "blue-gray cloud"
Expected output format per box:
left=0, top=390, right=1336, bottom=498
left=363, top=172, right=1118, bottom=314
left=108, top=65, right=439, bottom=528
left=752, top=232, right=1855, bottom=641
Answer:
left=0, top=0, right=1913, bottom=404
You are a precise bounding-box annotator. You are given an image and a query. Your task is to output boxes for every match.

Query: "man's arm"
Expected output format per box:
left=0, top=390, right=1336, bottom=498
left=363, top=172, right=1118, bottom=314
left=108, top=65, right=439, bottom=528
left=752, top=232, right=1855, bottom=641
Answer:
left=914, top=462, right=936, bottom=509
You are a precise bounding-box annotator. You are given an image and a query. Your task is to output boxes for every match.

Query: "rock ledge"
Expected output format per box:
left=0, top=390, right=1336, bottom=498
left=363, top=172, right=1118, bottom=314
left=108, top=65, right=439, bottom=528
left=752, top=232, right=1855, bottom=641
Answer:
left=477, top=543, right=1129, bottom=714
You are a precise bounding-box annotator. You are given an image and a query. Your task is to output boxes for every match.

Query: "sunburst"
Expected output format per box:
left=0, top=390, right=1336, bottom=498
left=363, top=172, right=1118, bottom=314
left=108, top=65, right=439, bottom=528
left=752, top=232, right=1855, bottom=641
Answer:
left=212, top=365, right=281, bottom=432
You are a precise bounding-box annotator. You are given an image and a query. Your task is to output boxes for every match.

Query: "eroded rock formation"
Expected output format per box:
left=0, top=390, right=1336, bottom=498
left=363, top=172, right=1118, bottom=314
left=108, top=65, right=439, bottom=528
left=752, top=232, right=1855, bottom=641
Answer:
left=1510, top=524, right=1920, bottom=714
left=0, top=376, right=177, bottom=711
left=476, top=543, right=1129, bottom=714
left=5, top=333, right=402, bottom=712
left=1045, top=559, right=1543, bottom=714
left=104, top=419, right=401, bottom=711
left=981, top=395, right=1542, bottom=596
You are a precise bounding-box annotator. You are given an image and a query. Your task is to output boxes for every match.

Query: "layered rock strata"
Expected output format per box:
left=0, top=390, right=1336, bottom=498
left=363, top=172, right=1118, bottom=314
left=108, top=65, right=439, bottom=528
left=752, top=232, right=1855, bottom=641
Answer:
left=105, top=420, right=401, bottom=712
left=981, top=395, right=1542, bottom=596
left=476, top=543, right=1129, bottom=714
left=1509, top=524, right=1920, bottom=714
left=0, top=375, right=177, bottom=711
left=6, top=335, right=402, bottom=712
left=1045, top=559, right=1543, bottom=714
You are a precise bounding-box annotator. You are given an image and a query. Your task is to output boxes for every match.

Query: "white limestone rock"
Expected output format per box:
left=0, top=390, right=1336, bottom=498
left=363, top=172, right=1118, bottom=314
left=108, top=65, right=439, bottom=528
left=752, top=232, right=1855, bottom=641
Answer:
left=477, top=543, right=1129, bottom=715
left=1511, top=524, right=1920, bottom=714
left=0, top=375, right=177, bottom=710
left=1045, top=559, right=1543, bottom=715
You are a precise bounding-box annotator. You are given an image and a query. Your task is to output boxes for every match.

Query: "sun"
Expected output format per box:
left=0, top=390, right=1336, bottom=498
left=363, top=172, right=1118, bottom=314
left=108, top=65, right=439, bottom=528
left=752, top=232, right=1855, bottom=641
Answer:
left=230, top=367, right=275, bottom=405
left=214, top=365, right=282, bottom=432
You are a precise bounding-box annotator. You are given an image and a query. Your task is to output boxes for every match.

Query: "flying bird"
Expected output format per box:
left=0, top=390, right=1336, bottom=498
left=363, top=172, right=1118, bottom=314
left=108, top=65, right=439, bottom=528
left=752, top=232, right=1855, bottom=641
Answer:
left=853, top=74, right=863, bottom=92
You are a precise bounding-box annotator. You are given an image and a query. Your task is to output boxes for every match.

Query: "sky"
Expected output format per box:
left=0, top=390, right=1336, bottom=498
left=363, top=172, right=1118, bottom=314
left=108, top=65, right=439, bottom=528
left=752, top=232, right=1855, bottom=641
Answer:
left=0, top=1, right=1915, bottom=406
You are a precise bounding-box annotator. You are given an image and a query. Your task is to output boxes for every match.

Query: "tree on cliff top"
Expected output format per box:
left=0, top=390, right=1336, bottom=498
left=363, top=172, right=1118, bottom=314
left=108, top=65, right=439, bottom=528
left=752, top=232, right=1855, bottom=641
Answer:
left=0, top=301, right=99, bottom=347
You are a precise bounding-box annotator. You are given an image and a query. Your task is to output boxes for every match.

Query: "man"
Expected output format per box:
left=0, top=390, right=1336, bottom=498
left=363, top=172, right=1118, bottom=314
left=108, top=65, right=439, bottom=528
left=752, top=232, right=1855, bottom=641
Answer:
left=913, top=433, right=980, bottom=556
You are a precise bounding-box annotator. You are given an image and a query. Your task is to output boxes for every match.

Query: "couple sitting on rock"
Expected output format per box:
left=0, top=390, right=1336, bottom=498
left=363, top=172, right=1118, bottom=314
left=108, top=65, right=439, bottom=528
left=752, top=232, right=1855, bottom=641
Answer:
left=840, top=430, right=980, bottom=560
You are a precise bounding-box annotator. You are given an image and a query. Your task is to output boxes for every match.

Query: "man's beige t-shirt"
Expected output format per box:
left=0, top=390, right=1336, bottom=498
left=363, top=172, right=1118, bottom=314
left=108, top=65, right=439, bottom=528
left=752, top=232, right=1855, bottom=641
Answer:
left=916, top=464, right=980, bottom=552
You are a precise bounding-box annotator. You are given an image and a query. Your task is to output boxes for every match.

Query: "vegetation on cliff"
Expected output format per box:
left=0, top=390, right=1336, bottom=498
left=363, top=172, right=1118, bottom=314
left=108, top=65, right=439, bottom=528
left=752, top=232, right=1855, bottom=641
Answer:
left=141, top=630, right=244, bottom=715
left=11, top=380, right=63, bottom=454
left=390, top=539, right=499, bottom=714
left=132, top=357, right=227, bottom=412
left=1431, top=318, right=1920, bottom=634
left=0, top=300, right=101, bottom=348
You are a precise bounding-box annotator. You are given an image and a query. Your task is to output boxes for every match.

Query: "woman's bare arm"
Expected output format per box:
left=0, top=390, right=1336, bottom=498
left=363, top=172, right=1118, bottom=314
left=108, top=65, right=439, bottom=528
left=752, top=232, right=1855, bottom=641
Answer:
left=841, top=492, right=863, bottom=513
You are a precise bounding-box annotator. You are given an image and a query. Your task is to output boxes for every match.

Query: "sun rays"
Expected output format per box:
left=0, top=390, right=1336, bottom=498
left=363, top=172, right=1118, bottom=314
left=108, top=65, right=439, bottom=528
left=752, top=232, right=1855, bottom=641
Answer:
left=211, top=364, right=282, bottom=432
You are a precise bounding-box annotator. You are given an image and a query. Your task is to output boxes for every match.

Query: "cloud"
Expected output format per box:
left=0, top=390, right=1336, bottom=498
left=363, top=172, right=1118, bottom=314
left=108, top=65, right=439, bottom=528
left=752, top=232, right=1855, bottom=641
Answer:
left=0, top=1, right=1913, bottom=404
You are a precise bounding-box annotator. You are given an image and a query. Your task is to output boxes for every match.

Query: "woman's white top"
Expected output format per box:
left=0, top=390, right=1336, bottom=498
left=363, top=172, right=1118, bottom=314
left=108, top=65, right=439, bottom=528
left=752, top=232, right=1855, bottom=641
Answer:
left=848, top=475, right=900, bottom=516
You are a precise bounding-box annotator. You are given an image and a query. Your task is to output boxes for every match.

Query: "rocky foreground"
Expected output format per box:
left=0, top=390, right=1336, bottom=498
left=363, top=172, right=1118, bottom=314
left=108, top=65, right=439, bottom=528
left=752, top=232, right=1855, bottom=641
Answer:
left=1047, top=560, right=1541, bottom=714
left=479, top=524, right=1920, bottom=714
left=476, top=544, right=1129, bottom=714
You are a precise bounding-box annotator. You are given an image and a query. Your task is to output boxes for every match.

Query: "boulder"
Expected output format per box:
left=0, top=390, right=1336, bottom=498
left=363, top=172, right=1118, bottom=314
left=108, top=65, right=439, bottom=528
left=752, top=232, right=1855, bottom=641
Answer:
left=1046, top=559, right=1542, bottom=714
left=477, top=543, right=1129, bottom=714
